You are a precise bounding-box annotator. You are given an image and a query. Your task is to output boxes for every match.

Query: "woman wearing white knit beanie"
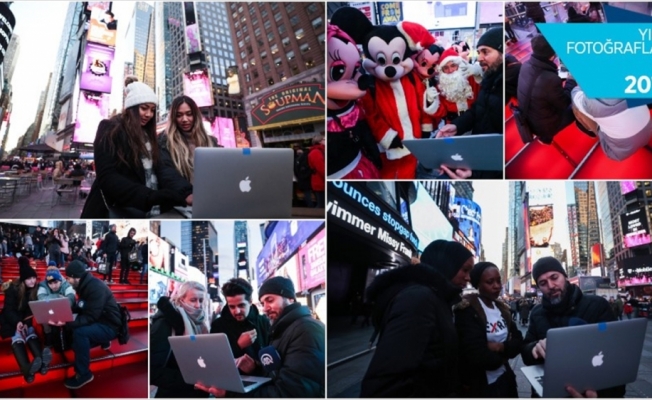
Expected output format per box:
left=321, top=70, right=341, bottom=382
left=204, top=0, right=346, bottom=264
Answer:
left=81, top=81, right=193, bottom=218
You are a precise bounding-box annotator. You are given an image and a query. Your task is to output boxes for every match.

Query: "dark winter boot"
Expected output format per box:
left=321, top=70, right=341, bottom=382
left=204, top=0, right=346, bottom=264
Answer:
left=12, top=341, right=41, bottom=383
left=26, top=337, right=51, bottom=375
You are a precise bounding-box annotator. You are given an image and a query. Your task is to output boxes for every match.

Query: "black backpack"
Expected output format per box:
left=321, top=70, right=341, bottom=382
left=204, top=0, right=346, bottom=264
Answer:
left=117, top=305, right=131, bottom=345
left=294, top=152, right=312, bottom=182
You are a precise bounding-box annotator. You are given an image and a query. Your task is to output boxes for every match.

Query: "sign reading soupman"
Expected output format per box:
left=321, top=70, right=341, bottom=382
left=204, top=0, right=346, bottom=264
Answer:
left=327, top=181, right=419, bottom=258
left=251, top=82, right=325, bottom=128
left=0, top=3, right=16, bottom=65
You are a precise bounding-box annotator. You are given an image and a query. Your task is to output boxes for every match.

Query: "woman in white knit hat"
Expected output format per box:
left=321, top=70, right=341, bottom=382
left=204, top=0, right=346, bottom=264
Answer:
left=81, top=81, right=193, bottom=218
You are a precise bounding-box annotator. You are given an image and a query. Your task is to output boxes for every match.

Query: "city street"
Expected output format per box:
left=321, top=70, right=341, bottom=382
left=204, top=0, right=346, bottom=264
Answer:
left=328, top=318, right=652, bottom=398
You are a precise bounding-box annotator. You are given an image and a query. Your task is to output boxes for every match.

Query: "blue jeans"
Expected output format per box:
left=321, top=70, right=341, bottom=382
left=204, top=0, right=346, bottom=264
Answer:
left=72, top=323, right=117, bottom=378
left=34, top=243, right=44, bottom=259
left=140, top=263, right=147, bottom=283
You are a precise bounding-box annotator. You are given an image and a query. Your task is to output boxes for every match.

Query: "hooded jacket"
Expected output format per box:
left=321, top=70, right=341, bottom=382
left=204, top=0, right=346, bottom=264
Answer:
left=360, top=264, right=462, bottom=398
left=210, top=302, right=271, bottom=375
left=307, top=143, right=325, bottom=192
left=37, top=279, right=76, bottom=306
left=521, top=283, right=624, bottom=397
left=150, top=296, right=208, bottom=398
left=66, top=271, right=121, bottom=332
left=0, top=283, right=36, bottom=338
left=454, top=293, right=523, bottom=397
left=247, top=302, right=325, bottom=398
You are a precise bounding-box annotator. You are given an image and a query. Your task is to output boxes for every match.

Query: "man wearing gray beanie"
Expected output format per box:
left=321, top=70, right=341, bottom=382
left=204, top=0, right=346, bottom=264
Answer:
left=521, top=256, right=622, bottom=397
left=197, top=276, right=324, bottom=397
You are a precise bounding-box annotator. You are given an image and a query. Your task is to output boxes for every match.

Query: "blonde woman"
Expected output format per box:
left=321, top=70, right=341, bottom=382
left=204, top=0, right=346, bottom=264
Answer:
left=150, top=280, right=210, bottom=398
left=158, top=95, right=218, bottom=185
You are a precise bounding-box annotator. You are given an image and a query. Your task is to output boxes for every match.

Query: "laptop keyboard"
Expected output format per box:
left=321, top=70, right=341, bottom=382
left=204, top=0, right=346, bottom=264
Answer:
left=242, top=381, right=256, bottom=387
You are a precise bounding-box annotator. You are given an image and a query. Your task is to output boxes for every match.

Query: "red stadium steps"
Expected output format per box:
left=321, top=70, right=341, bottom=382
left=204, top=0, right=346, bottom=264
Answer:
left=0, top=257, right=148, bottom=397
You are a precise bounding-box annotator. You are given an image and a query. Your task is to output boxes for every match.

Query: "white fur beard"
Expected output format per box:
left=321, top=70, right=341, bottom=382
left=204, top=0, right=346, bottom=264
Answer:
left=439, top=71, right=473, bottom=106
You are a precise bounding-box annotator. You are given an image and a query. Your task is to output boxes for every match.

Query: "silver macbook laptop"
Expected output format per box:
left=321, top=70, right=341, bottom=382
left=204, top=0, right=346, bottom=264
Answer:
left=168, top=333, right=271, bottom=393
left=189, top=148, right=294, bottom=219
left=521, top=318, right=647, bottom=398
left=28, top=298, right=74, bottom=324
left=402, top=134, right=503, bottom=171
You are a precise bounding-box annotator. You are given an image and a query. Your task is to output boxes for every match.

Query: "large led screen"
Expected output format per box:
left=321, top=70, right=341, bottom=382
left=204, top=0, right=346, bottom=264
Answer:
left=73, top=91, right=109, bottom=144
left=80, top=43, right=114, bottom=94
left=183, top=69, right=213, bottom=107
left=528, top=204, right=554, bottom=247
left=621, top=208, right=652, bottom=248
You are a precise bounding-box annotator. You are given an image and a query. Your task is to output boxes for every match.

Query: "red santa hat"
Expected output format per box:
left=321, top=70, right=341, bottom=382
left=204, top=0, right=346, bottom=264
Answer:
left=437, top=47, right=464, bottom=72
left=397, top=21, right=435, bottom=52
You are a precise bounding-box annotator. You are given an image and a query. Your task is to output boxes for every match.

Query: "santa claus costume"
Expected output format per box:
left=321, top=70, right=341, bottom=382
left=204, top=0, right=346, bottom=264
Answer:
left=431, top=47, right=482, bottom=124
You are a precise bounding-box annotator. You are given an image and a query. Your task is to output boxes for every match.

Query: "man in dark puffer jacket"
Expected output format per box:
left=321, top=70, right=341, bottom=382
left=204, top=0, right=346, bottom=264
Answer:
left=522, top=257, right=623, bottom=398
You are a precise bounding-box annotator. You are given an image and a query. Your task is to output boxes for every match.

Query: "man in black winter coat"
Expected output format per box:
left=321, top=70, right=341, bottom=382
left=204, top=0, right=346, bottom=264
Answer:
left=522, top=257, right=622, bottom=398
left=101, top=225, right=120, bottom=283
left=210, top=278, right=270, bottom=376
left=436, top=27, right=504, bottom=179
left=61, top=261, right=122, bottom=389
left=517, top=34, right=577, bottom=144
left=197, top=276, right=325, bottom=398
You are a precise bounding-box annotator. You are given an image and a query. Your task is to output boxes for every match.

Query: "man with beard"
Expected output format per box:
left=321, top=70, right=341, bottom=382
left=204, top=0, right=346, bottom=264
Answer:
left=436, top=27, right=504, bottom=179
left=521, top=257, right=623, bottom=398
left=430, top=47, right=482, bottom=125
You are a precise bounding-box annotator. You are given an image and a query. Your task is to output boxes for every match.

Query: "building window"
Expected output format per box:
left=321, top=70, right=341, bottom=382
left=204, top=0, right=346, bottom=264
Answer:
left=254, top=27, right=261, bottom=37
left=271, top=3, right=278, bottom=11
left=268, top=77, right=274, bottom=86
left=300, top=43, right=310, bottom=53
left=274, top=12, right=282, bottom=22
left=238, top=40, right=244, bottom=48
left=318, top=33, right=325, bottom=46
left=231, top=3, right=236, bottom=11
left=251, top=59, right=256, bottom=66
left=236, top=30, right=242, bottom=38
left=305, top=59, right=315, bottom=68
left=295, top=28, right=305, bottom=40
left=278, top=24, right=286, bottom=34
left=263, top=63, right=271, bottom=72
left=264, top=20, right=272, bottom=30
left=243, top=62, right=248, bottom=70
left=246, top=73, right=251, bottom=82
left=253, top=70, right=259, bottom=78
left=274, top=57, right=282, bottom=67
left=252, top=17, right=258, bottom=25
left=232, top=11, right=237, bottom=19
left=285, top=3, right=295, bottom=13
left=242, top=24, right=248, bottom=33
left=287, top=50, right=295, bottom=61
left=267, top=32, right=274, bottom=42
left=290, top=16, right=299, bottom=27
left=261, top=9, right=268, bottom=18
left=247, top=45, right=253, bottom=54
left=291, top=64, right=300, bottom=75
left=248, top=87, right=253, bottom=95
left=312, top=17, right=323, bottom=29
left=271, top=44, right=279, bottom=54
left=245, top=35, right=251, bottom=43
left=249, top=5, right=256, bottom=16
left=280, top=71, right=286, bottom=81
left=261, top=51, right=267, bottom=59
left=240, top=50, right=246, bottom=58
left=306, top=3, right=318, bottom=15
left=255, top=85, right=261, bottom=91
left=238, top=6, right=243, bottom=13
left=282, top=37, right=290, bottom=47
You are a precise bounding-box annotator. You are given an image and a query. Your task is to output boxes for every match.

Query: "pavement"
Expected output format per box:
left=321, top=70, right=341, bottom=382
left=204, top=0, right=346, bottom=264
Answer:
left=327, top=316, right=652, bottom=398
left=0, top=179, right=86, bottom=219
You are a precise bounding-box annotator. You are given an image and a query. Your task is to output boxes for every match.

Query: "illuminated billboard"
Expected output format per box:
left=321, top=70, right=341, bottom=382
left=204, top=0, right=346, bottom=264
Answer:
left=349, top=2, right=377, bottom=24
left=211, top=117, right=236, bottom=148
left=297, top=228, right=326, bottom=291
left=183, top=2, right=202, bottom=54
left=80, top=42, right=115, bottom=93
left=591, top=243, right=602, bottom=266
left=183, top=69, right=214, bottom=107
left=528, top=204, right=553, bottom=248
left=619, top=255, right=652, bottom=287
left=621, top=208, right=652, bottom=248
left=87, top=5, right=117, bottom=47
left=450, top=198, right=482, bottom=258
left=620, top=181, right=637, bottom=195
left=149, top=234, right=171, bottom=273
left=73, top=91, right=110, bottom=144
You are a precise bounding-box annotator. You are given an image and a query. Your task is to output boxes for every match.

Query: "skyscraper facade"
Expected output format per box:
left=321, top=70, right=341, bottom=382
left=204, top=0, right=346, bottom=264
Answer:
left=3, top=34, right=19, bottom=84
left=607, top=181, right=631, bottom=267
left=573, top=182, right=600, bottom=273
left=233, top=221, right=249, bottom=281
left=189, top=221, right=218, bottom=280
left=126, top=2, right=156, bottom=90
left=226, top=2, right=325, bottom=148
left=452, top=182, right=474, bottom=201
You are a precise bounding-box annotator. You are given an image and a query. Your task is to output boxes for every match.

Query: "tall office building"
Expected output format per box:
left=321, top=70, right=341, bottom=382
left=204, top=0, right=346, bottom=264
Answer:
left=233, top=221, right=250, bottom=281
left=453, top=182, right=474, bottom=201
left=3, top=34, right=19, bottom=84
left=188, top=221, right=218, bottom=280
left=596, top=181, right=616, bottom=277
left=507, top=181, right=526, bottom=280
left=607, top=181, right=631, bottom=267
left=157, top=2, right=243, bottom=123
left=226, top=2, right=325, bottom=148
left=421, top=181, right=454, bottom=217
left=567, top=203, right=580, bottom=273
left=125, top=2, right=156, bottom=91
left=180, top=221, right=192, bottom=257
left=573, top=182, right=600, bottom=273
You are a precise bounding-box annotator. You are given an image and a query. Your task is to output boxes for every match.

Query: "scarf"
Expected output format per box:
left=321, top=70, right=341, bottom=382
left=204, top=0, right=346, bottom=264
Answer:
left=141, top=139, right=160, bottom=217
left=177, top=301, right=209, bottom=336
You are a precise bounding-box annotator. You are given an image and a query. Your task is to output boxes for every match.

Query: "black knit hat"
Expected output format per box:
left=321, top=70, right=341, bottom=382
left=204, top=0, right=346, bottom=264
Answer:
left=533, top=257, right=567, bottom=283
left=531, top=34, right=555, bottom=59
left=258, top=276, right=296, bottom=301
left=65, top=260, right=87, bottom=279
left=420, top=240, right=473, bottom=280
left=18, top=256, right=37, bottom=281
left=477, top=27, right=503, bottom=53
left=470, top=262, right=499, bottom=288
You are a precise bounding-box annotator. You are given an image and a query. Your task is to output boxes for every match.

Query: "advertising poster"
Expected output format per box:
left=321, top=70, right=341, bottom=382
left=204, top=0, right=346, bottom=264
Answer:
left=621, top=181, right=637, bottom=195
left=255, top=221, right=325, bottom=285
left=73, top=91, right=109, bottom=143
left=211, top=117, right=236, bottom=148
left=619, top=255, right=652, bottom=286
left=183, top=2, right=202, bottom=54
left=183, top=69, right=213, bottom=107
left=149, top=234, right=171, bottom=273
left=250, top=83, right=324, bottom=128
left=87, top=5, right=117, bottom=47
left=80, top=43, right=114, bottom=93
left=298, top=228, right=326, bottom=291
left=591, top=243, right=602, bottom=266
left=450, top=197, right=482, bottom=258
left=377, top=2, right=403, bottom=25
left=528, top=204, right=554, bottom=247
left=349, top=2, right=377, bottom=24
left=621, top=207, right=652, bottom=248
